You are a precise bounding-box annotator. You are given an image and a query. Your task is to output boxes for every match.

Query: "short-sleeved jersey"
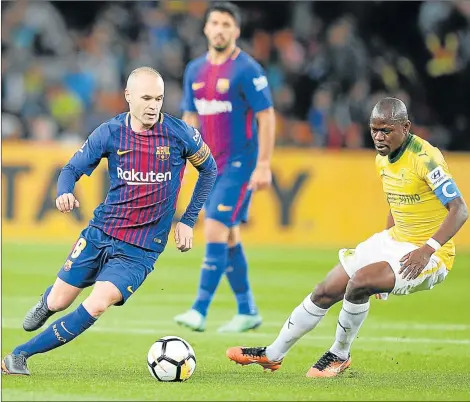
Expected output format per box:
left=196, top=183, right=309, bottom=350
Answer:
left=376, top=134, right=459, bottom=269
left=180, top=48, right=273, bottom=173
left=67, top=112, right=210, bottom=252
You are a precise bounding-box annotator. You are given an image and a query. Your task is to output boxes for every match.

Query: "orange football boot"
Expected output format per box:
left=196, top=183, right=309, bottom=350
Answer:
left=306, top=351, right=351, bottom=378
left=226, top=346, right=282, bottom=371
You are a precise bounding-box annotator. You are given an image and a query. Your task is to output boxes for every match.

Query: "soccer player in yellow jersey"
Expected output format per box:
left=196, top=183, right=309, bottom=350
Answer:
left=226, top=97, right=468, bottom=378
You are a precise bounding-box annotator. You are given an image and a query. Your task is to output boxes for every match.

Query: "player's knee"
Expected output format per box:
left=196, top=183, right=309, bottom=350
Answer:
left=47, top=287, right=78, bottom=311
left=83, top=300, right=110, bottom=318
left=227, top=226, right=240, bottom=247
left=83, top=281, right=122, bottom=318
left=47, top=278, right=82, bottom=311
left=46, top=294, right=72, bottom=312
left=311, top=282, right=342, bottom=308
left=82, top=295, right=116, bottom=318
left=346, top=270, right=374, bottom=299
left=205, top=218, right=230, bottom=243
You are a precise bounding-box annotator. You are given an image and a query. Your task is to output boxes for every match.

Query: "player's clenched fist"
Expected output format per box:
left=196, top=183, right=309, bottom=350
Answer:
left=174, top=222, right=193, bottom=252
left=56, top=193, right=80, bottom=213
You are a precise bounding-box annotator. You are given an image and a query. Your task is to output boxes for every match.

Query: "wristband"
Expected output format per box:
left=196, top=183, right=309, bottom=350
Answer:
left=426, top=238, right=441, bottom=252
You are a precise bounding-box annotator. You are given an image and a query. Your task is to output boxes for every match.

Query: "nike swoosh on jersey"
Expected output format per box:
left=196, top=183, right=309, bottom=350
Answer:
left=117, top=149, right=133, bottom=156
left=217, top=204, right=233, bottom=212
left=380, top=172, right=397, bottom=180
left=127, top=285, right=134, bottom=294
left=192, top=82, right=205, bottom=90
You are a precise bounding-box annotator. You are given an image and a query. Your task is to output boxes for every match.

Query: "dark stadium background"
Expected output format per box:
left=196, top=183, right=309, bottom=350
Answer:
left=2, top=0, right=470, bottom=150
left=2, top=3, right=470, bottom=401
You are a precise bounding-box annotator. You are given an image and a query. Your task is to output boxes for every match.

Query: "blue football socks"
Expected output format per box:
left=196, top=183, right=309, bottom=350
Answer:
left=225, top=243, right=257, bottom=315
left=192, top=243, right=228, bottom=317
left=13, top=304, right=96, bottom=358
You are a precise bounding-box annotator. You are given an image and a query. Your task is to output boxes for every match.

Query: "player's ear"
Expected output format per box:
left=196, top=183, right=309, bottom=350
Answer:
left=124, top=89, right=131, bottom=104
left=404, top=120, right=411, bottom=134
left=235, top=26, right=240, bottom=40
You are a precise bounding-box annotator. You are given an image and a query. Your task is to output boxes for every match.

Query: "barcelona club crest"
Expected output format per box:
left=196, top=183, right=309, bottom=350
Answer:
left=216, top=78, right=230, bottom=94
left=156, top=146, right=170, bottom=161
left=63, top=259, right=73, bottom=272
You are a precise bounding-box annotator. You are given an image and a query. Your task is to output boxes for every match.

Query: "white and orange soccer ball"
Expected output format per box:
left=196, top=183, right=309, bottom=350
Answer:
left=147, top=336, right=196, bottom=382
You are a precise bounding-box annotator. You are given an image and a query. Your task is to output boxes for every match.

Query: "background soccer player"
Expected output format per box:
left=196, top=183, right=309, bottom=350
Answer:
left=227, top=97, right=468, bottom=376
left=1, top=67, right=217, bottom=375
left=174, top=2, right=276, bottom=333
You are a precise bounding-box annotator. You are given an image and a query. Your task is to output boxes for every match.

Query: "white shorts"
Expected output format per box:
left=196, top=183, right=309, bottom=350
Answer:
left=339, top=230, right=449, bottom=296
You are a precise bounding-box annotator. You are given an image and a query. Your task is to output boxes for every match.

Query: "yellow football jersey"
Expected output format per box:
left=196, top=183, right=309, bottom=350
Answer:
left=376, top=134, right=456, bottom=269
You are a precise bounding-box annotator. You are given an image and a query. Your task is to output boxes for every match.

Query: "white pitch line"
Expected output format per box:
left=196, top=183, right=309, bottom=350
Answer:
left=106, top=320, right=470, bottom=332
left=3, top=317, right=470, bottom=333
left=2, top=322, right=469, bottom=345
left=2, top=310, right=470, bottom=332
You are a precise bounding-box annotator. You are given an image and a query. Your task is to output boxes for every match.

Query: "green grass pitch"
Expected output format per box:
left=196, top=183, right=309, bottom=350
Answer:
left=2, top=243, right=470, bottom=401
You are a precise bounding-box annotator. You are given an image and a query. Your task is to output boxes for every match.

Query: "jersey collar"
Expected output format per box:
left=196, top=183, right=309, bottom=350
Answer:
left=388, top=133, right=414, bottom=164
left=125, top=112, right=164, bottom=131
left=206, top=47, right=240, bottom=65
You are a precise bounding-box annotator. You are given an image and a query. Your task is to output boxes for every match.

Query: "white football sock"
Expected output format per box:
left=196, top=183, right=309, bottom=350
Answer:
left=329, top=298, right=370, bottom=360
left=265, top=295, right=329, bottom=362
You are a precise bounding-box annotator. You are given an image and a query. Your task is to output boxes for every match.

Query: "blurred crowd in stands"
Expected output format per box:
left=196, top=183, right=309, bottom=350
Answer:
left=2, top=0, right=470, bottom=150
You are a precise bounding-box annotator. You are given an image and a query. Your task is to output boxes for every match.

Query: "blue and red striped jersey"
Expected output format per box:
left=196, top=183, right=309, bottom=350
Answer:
left=58, top=112, right=216, bottom=252
left=180, top=48, right=273, bottom=174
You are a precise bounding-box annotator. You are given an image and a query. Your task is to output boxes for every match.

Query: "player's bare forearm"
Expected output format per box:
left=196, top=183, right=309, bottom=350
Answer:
left=427, top=197, right=469, bottom=250
left=182, top=112, right=200, bottom=129
left=402, top=197, right=468, bottom=279
left=248, top=108, right=275, bottom=191
left=386, top=211, right=395, bottom=229
left=255, top=107, right=275, bottom=167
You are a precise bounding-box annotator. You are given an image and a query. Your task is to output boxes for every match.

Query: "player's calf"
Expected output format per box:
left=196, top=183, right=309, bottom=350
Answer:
left=344, top=262, right=395, bottom=304
left=311, top=263, right=350, bottom=308
left=23, top=287, right=57, bottom=332
left=23, top=279, right=82, bottom=332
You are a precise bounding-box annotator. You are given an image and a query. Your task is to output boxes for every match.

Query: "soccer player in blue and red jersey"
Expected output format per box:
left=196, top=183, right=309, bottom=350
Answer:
left=174, top=2, right=276, bottom=333
left=1, top=67, right=217, bottom=375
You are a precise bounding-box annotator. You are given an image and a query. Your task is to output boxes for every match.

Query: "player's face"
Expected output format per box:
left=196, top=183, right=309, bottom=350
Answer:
left=126, top=74, right=164, bottom=129
left=204, top=11, right=240, bottom=52
left=370, top=118, right=411, bottom=156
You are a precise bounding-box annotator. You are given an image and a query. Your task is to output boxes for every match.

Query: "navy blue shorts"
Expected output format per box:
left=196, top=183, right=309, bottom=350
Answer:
left=204, top=167, right=252, bottom=228
left=58, top=226, right=159, bottom=306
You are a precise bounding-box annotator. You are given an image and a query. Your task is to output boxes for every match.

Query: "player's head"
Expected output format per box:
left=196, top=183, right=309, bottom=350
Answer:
left=370, top=97, right=411, bottom=156
left=125, top=67, right=164, bottom=130
left=204, top=2, right=241, bottom=53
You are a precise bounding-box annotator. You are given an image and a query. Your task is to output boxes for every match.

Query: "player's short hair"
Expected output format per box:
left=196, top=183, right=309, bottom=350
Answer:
left=126, top=67, right=163, bottom=88
left=371, top=97, right=408, bottom=124
left=205, top=2, right=241, bottom=27
left=128, top=67, right=162, bottom=80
